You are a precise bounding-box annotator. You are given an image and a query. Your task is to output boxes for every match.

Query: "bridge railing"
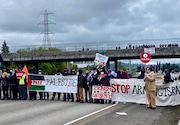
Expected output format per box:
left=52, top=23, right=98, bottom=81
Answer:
left=8, top=38, right=180, bottom=53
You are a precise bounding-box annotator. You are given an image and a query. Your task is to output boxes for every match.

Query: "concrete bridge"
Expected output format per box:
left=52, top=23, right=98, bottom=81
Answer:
left=2, top=46, right=180, bottom=63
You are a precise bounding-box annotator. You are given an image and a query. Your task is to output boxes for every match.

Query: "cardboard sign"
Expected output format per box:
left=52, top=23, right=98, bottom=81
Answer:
left=92, top=85, right=112, bottom=100
left=94, top=53, right=109, bottom=66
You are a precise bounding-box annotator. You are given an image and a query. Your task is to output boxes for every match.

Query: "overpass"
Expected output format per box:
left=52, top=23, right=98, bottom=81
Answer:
left=1, top=46, right=180, bottom=70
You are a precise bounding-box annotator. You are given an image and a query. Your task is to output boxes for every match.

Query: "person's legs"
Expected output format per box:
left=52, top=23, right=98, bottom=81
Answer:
left=39, top=92, right=43, bottom=100
left=88, top=86, right=93, bottom=103
left=19, top=85, right=23, bottom=100
left=146, top=90, right=151, bottom=107
left=67, top=93, right=70, bottom=101
left=51, top=92, right=56, bottom=100
left=150, top=91, right=156, bottom=108
left=57, top=93, right=61, bottom=100
left=63, top=93, right=66, bottom=101
left=5, top=86, right=9, bottom=99
left=71, top=93, right=74, bottom=102
left=22, top=85, right=26, bottom=100
left=76, top=87, right=80, bottom=102
left=79, top=87, right=84, bottom=102
left=84, top=87, right=88, bottom=102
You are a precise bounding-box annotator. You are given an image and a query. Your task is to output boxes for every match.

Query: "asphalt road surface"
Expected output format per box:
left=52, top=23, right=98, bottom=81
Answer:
left=0, top=100, right=179, bottom=125
left=0, top=100, right=112, bottom=125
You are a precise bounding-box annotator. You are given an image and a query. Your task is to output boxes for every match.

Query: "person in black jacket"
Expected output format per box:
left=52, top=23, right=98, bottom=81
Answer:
left=69, top=68, right=76, bottom=102
left=62, top=68, right=71, bottom=101
left=84, top=70, right=89, bottom=102
left=9, top=69, right=18, bottom=100
left=76, top=69, right=85, bottom=103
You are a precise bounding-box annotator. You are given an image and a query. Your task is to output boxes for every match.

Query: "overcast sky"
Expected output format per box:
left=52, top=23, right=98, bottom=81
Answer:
left=1, top=0, right=180, bottom=48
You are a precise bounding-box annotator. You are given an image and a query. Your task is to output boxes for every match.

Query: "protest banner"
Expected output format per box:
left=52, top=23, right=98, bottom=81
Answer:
left=110, top=79, right=180, bottom=106
left=144, top=47, right=155, bottom=54
left=28, top=74, right=78, bottom=93
left=92, top=85, right=112, bottom=100
left=94, top=53, right=109, bottom=66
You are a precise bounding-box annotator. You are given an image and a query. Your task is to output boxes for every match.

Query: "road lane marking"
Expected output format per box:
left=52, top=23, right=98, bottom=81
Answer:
left=116, top=112, right=128, bottom=115
left=64, top=103, right=118, bottom=125
left=178, top=120, right=180, bottom=125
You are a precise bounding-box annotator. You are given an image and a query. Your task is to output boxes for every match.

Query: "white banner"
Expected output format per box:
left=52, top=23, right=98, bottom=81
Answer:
left=110, top=79, right=180, bottom=106
left=94, top=53, right=109, bottom=66
left=28, top=74, right=78, bottom=93
left=144, top=47, right=155, bottom=54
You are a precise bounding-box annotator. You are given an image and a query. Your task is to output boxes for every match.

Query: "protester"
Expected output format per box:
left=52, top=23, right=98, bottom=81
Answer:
left=9, top=69, right=18, bottom=100
left=18, top=71, right=27, bottom=100
left=98, top=68, right=110, bottom=104
left=1, top=71, right=10, bottom=100
left=90, top=68, right=100, bottom=103
left=29, top=68, right=37, bottom=100
left=51, top=70, right=61, bottom=100
left=84, top=70, right=89, bottom=102
left=163, top=69, right=171, bottom=84
left=69, top=68, right=76, bottom=102
left=62, top=68, right=71, bottom=101
left=87, top=68, right=99, bottom=103
left=43, top=72, right=49, bottom=100
left=76, top=69, right=85, bottom=103
left=120, top=70, right=129, bottom=79
left=144, top=67, right=156, bottom=109
left=169, top=68, right=176, bottom=82
left=116, top=70, right=121, bottom=79
left=38, top=69, right=43, bottom=100
left=137, top=70, right=145, bottom=79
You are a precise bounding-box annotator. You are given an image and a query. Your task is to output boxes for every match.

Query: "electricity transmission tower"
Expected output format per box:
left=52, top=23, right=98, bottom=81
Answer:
left=38, top=9, right=55, bottom=48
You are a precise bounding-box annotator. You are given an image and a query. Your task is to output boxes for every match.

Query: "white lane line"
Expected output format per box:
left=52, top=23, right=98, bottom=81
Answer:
left=178, top=120, right=180, bottom=125
left=64, top=103, right=118, bottom=125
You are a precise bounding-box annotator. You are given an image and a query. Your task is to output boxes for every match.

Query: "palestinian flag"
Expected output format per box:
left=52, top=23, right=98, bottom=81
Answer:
left=28, top=74, right=45, bottom=91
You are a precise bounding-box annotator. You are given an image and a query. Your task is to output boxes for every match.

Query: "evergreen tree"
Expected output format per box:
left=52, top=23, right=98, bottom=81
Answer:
left=2, top=40, right=9, bottom=54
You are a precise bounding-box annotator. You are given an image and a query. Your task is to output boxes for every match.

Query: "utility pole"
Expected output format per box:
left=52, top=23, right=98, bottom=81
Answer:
left=38, top=9, right=55, bottom=48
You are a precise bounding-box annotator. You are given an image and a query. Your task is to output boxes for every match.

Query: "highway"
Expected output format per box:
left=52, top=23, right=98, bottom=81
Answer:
left=0, top=100, right=112, bottom=125
left=0, top=99, right=178, bottom=125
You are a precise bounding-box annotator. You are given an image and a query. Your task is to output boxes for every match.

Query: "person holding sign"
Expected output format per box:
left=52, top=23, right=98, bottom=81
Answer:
left=144, top=67, right=156, bottom=109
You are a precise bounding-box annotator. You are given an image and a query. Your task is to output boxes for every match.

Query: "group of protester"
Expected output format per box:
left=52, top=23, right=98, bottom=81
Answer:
left=0, top=66, right=129, bottom=104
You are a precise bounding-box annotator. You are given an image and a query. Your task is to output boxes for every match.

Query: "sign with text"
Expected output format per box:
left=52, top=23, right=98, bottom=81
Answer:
left=28, top=74, right=78, bottom=93
left=110, top=79, right=180, bottom=106
left=94, top=53, right=109, bottom=66
left=92, top=85, right=112, bottom=100
left=144, top=47, right=155, bottom=54
left=140, top=52, right=151, bottom=63
left=16, top=70, right=24, bottom=79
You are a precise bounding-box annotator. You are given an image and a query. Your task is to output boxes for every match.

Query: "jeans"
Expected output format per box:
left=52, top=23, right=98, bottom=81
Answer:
left=19, top=85, right=26, bottom=100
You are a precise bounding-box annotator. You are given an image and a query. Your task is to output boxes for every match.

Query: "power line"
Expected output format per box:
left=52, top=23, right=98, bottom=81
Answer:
left=38, top=9, right=55, bottom=48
